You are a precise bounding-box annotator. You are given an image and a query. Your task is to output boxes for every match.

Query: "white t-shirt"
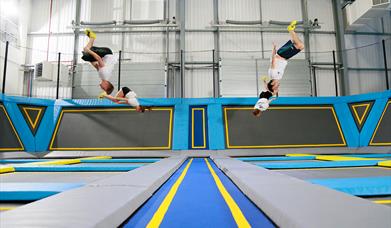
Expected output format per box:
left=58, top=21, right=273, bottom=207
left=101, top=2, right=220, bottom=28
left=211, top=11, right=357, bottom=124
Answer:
left=98, top=54, right=116, bottom=80
left=125, top=90, right=140, bottom=107
left=254, top=98, right=269, bottom=111
left=268, top=57, right=288, bottom=80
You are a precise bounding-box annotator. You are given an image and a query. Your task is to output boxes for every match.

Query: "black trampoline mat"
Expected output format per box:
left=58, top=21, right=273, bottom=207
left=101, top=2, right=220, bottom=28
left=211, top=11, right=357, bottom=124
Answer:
left=50, top=107, right=173, bottom=150
left=0, top=104, right=24, bottom=150
left=371, top=100, right=391, bottom=145
left=224, top=106, right=346, bottom=148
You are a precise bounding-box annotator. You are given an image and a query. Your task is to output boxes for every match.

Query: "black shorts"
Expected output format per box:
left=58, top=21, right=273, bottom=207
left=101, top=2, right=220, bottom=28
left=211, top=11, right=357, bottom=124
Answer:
left=259, top=91, right=273, bottom=99
left=277, top=40, right=301, bottom=60
left=121, top=87, right=131, bottom=96
left=81, top=46, right=113, bottom=62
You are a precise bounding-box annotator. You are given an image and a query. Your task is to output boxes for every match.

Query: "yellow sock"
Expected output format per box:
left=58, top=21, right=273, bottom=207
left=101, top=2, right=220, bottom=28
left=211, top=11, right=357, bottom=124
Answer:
left=288, top=20, right=297, bottom=31
left=84, top=29, right=97, bottom=39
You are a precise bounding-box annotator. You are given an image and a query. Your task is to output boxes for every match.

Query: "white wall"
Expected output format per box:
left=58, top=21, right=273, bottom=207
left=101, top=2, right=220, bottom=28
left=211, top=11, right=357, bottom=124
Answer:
left=0, top=0, right=31, bottom=96
left=22, top=0, right=391, bottom=98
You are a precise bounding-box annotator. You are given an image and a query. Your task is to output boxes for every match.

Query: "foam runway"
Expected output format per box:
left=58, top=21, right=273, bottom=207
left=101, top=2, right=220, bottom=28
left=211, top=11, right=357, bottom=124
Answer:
left=124, top=158, right=274, bottom=228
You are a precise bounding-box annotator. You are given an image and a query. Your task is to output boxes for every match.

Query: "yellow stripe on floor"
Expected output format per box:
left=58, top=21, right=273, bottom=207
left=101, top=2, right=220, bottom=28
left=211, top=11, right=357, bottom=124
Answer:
left=0, top=166, right=15, bottom=174
left=80, top=156, right=112, bottom=160
left=147, top=159, right=193, bottom=228
left=204, top=158, right=251, bottom=228
left=373, top=200, right=391, bottom=204
left=286, top=154, right=314, bottom=157
left=378, top=160, right=391, bottom=168
left=26, top=159, right=81, bottom=166
left=315, top=155, right=383, bottom=161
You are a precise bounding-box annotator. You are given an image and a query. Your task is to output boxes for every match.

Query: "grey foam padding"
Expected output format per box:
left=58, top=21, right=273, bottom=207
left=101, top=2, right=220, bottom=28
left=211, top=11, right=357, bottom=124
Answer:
left=0, top=156, right=186, bottom=228
left=0, top=172, right=120, bottom=183
left=0, top=104, right=23, bottom=150
left=50, top=107, right=173, bottom=150
left=348, top=101, right=374, bottom=131
left=277, top=167, right=391, bottom=180
left=371, top=101, right=391, bottom=144
left=211, top=156, right=391, bottom=228
left=224, top=106, right=346, bottom=148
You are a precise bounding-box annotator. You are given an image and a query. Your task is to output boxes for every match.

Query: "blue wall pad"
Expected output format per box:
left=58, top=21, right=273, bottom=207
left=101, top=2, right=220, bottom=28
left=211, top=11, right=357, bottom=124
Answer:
left=14, top=165, right=142, bottom=172
left=80, top=159, right=160, bottom=163
left=0, top=182, right=83, bottom=201
left=237, top=156, right=316, bottom=161
left=1, top=90, right=390, bottom=151
left=258, top=160, right=382, bottom=169
left=308, top=176, right=391, bottom=196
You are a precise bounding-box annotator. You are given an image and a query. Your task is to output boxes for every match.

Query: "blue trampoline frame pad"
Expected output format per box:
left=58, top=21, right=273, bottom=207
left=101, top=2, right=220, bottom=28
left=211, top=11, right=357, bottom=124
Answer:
left=237, top=156, right=316, bottom=161
left=308, top=176, right=391, bottom=196
left=257, top=160, right=383, bottom=169
left=0, top=183, right=84, bottom=201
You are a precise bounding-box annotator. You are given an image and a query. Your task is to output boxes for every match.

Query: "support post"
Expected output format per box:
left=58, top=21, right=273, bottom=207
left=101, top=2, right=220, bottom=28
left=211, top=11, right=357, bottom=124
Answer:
left=382, top=39, right=389, bottom=90
left=180, top=50, right=184, bottom=98
left=2, top=41, right=9, bottom=94
left=333, top=50, right=338, bottom=96
left=118, top=50, right=122, bottom=91
left=212, top=49, right=216, bottom=98
left=56, top=52, right=61, bottom=99
left=71, top=0, right=82, bottom=98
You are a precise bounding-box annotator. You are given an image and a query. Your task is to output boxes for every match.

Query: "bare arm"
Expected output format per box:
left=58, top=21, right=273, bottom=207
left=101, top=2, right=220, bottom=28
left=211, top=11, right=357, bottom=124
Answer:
left=113, top=97, right=129, bottom=101
left=103, top=94, right=119, bottom=102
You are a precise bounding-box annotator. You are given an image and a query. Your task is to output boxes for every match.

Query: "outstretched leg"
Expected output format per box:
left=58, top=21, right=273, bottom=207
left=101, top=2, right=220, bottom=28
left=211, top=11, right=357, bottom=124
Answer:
left=84, top=29, right=97, bottom=50
left=289, top=30, right=305, bottom=51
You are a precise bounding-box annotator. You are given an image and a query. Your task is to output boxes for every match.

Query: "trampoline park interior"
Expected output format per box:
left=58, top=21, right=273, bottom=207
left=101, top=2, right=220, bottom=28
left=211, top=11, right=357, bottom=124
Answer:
left=0, top=0, right=391, bottom=228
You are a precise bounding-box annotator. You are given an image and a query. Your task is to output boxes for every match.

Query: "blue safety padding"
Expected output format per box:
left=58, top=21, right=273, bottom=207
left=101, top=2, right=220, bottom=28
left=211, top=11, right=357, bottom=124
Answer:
left=124, top=159, right=189, bottom=227
left=1, top=90, right=391, bottom=152
left=360, top=98, right=389, bottom=146
left=14, top=165, right=142, bottom=172
left=0, top=182, right=83, bottom=201
left=208, top=103, right=225, bottom=150
left=258, top=160, right=382, bottom=169
left=80, top=159, right=160, bottom=163
left=70, top=163, right=144, bottom=167
left=333, top=103, right=359, bottom=147
left=0, top=159, right=50, bottom=164
left=308, top=176, right=391, bottom=196
left=345, top=154, right=391, bottom=158
left=172, top=104, right=189, bottom=150
left=237, top=156, right=316, bottom=161
left=35, top=103, right=60, bottom=151
left=210, top=158, right=275, bottom=227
